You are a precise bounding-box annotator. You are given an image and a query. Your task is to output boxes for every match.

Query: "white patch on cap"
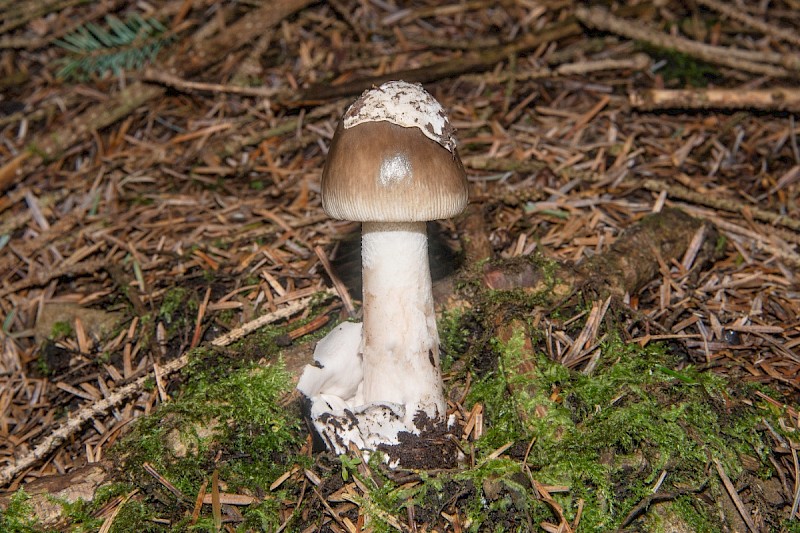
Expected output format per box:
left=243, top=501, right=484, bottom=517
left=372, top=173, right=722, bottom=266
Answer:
left=343, top=81, right=456, bottom=153
left=378, top=153, right=412, bottom=186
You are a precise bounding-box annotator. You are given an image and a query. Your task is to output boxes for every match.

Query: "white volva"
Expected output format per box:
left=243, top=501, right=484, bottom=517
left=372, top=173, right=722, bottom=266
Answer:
left=297, top=81, right=466, bottom=461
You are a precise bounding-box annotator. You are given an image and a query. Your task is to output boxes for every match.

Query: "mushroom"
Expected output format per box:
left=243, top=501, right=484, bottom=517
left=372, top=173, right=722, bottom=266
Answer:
left=297, top=81, right=468, bottom=459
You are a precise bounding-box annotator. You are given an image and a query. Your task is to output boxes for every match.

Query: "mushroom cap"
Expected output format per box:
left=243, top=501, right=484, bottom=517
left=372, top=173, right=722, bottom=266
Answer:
left=321, top=81, right=468, bottom=222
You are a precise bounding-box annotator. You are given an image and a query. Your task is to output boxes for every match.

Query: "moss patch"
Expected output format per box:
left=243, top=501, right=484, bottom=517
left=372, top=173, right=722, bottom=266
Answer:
left=0, top=490, right=38, bottom=532
left=461, top=328, right=778, bottom=530
left=103, top=356, right=303, bottom=529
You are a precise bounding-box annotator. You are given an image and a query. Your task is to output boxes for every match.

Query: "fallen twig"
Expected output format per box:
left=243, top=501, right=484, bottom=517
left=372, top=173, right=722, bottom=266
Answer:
left=575, top=6, right=796, bottom=78
left=620, top=483, right=706, bottom=528
left=630, top=88, right=800, bottom=113
left=641, top=179, right=800, bottom=233
left=463, top=155, right=800, bottom=233
left=0, top=351, right=188, bottom=487
left=0, top=258, right=108, bottom=298
left=697, top=0, right=800, bottom=48
left=210, top=289, right=335, bottom=347
left=482, top=208, right=710, bottom=300
left=297, top=20, right=581, bottom=102
left=142, top=69, right=289, bottom=99
left=714, top=459, right=759, bottom=533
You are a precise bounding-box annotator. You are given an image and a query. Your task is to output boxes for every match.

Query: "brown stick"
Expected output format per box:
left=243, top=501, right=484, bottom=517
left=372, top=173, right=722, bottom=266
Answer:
left=639, top=179, right=800, bottom=233
left=696, top=0, right=800, bottom=48
left=459, top=54, right=651, bottom=86
left=574, top=6, right=796, bottom=78
left=0, top=290, right=331, bottom=488
left=297, top=20, right=581, bottom=102
left=141, top=69, right=289, bottom=99
left=630, top=88, right=800, bottom=113
left=0, top=258, right=108, bottom=298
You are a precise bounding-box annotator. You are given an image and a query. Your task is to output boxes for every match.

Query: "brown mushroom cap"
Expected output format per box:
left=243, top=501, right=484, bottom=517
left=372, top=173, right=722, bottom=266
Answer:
left=321, top=120, right=468, bottom=222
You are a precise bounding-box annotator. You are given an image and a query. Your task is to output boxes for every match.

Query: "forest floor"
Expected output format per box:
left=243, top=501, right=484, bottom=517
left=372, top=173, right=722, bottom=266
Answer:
left=0, top=1, right=799, bottom=531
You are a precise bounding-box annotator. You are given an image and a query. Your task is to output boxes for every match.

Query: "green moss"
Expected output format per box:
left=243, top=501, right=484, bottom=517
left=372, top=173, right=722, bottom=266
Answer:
left=129, top=196, right=154, bottom=206
left=0, top=490, right=38, bottom=532
left=54, top=494, right=105, bottom=532
left=666, top=494, right=719, bottom=532
left=464, top=328, right=773, bottom=530
left=439, top=308, right=472, bottom=372
left=36, top=287, right=788, bottom=531
left=715, top=234, right=728, bottom=256
left=158, top=287, right=189, bottom=325
left=638, top=43, right=720, bottom=87
left=483, top=255, right=563, bottom=310
left=108, top=498, right=158, bottom=533
left=108, top=353, right=303, bottom=529
left=49, top=320, right=73, bottom=339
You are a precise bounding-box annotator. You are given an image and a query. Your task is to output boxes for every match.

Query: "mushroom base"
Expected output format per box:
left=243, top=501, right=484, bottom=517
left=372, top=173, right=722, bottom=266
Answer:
left=296, top=222, right=451, bottom=465
left=297, top=321, right=455, bottom=466
left=303, top=397, right=458, bottom=467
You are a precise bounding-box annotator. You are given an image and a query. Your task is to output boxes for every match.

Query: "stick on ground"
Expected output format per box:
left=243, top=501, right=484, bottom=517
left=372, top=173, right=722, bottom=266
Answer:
left=630, top=88, right=800, bottom=113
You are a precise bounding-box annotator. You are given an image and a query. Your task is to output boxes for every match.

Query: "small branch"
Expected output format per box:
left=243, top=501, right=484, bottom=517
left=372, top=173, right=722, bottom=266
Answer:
left=459, top=54, right=651, bottom=86
left=297, top=20, right=581, bottom=102
left=714, top=459, right=759, bottom=533
left=630, top=88, right=800, bottom=112
left=620, top=483, right=706, bottom=528
left=0, top=351, right=188, bottom=488
left=555, top=54, right=650, bottom=76
left=210, top=289, right=335, bottom=347
left=696, top=0, right=800, bottom=48
left=574, top=6, right=796, bottom=78
left=640, top=179, right=800, bottom=233
left=482, top=208, right=709, bottom=299
left=0, top=258, right=108, bottom=298
left=141, top=69, right=288, bottom=99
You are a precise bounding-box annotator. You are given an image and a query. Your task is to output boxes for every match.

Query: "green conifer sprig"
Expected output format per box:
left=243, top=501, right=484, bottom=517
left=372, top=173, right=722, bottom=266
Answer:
left=54, top=14, right=173, bottom=79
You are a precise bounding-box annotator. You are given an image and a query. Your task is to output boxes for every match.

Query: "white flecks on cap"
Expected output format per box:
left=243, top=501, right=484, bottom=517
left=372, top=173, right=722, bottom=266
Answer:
left=343, top=81, right=456, bottom=153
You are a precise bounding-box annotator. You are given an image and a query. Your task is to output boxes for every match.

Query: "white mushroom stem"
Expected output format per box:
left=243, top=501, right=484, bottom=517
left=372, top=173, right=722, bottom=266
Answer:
left=360, top=221, right=445, bottom=421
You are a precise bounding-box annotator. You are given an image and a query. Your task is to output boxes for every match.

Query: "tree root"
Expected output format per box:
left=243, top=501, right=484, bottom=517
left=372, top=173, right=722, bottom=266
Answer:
left=481, top=207, right=716, bottom=301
